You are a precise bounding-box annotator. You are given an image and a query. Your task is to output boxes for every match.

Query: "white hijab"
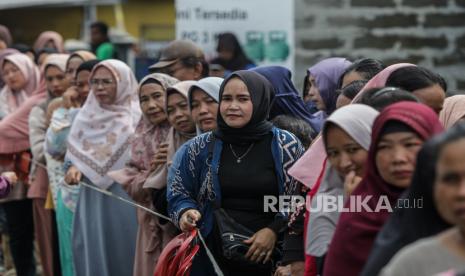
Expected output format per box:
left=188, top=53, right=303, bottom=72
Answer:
left=306, top=104, right=379, bottom=256
left=66, top=59, right=142, bottom=189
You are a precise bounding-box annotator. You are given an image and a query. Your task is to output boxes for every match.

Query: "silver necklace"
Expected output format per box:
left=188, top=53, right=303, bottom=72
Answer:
left=229, top=143, right=254, bottom=163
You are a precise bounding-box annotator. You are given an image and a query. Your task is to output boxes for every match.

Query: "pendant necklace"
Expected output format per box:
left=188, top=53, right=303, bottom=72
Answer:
left=229, top=143, right=254, bottom=163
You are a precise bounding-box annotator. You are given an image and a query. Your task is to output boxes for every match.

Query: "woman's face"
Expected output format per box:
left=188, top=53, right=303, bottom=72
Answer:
left=307, top=75, right=325, bottom=111
left=376, top=131, right=424, bottom=188
left=326, top=124, right=368, bottom=178
left=66, top=56, right=84, bottom=84
left=434, top=138, right=465, bottom=230
left=220, top=78, right=253, bottom=128
left=218, top=49, right=234, bottom=61
left=75, top=70, right=91, bottom=103
left=90, top=66, right=117, bottom=105
left=45, top=65, right=69, bottom=98
left=190, top=88, right=218, bottom=132
left=139, top=82, right=167, bottom=126
left=412, top=84, right=445, bottom=115
left=341, top=70, right=363, bottom=89
left=166, top=92, right=196, bottom=133
left=336, top=94, right=352, bottom=109
left=2, top=61, right=27, bottom=92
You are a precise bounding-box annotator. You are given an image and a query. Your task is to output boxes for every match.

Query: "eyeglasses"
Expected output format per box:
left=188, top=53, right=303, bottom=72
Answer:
left=90, top=78, right=114, bottom=87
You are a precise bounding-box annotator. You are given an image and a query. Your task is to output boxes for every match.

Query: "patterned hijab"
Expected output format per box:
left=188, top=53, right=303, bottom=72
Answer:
left=108, top=73, right=179, bottom=188
left=131, top=73, right=179, bottom=169
left=66, top=59, right=142, bottom=189
left=0, top=53, right=41, bottom=115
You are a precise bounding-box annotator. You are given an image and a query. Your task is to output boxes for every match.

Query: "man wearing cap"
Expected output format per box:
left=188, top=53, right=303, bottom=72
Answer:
left=149, top=40, right=209, bottom=81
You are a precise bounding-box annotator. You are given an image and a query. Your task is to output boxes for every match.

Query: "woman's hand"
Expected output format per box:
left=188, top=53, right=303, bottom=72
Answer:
left=274, top=265, right=291, bottom=276
left=62, top=88, right=81, bottom=109
left=179, top=209, right=202, bottom=232
left=65, top=165, right=82, bottom=185
left=291, top=261, right=305, bottom=276
left=244, top=227, right=277, bottom=264
left=344, top=170, right=362, bottom=197
left=2, top=171, right=17, bottom=186
left=151, top=143, right=168, bottom=170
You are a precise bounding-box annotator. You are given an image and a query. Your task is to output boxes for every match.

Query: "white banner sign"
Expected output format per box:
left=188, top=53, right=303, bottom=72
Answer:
left=175, top=0, right=294, bottom=71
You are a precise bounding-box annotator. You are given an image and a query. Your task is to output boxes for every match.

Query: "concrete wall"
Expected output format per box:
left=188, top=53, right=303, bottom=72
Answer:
left=295, top=0, right=465, bottom=90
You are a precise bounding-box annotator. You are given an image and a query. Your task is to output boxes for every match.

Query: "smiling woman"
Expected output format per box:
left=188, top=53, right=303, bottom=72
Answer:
left=188, top=77, right=223, bottom=133
left=166, top=70, right=305, bottom=275
left=324, top=101, right=444, bottom=276
left=219, top=77, right=253, bottom=128
left=141, top=80, right=197, bottom=211
left=166, top=81, right=197, bottom=134
left=108, top=73, right=180, bottom=276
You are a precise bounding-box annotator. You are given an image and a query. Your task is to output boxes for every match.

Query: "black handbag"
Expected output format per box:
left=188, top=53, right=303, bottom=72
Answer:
left=213, top=208, right=282, bottom=268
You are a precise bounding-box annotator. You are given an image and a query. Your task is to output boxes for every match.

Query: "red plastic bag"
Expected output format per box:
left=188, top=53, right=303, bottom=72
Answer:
left=154, top=229, right=200, bottom=276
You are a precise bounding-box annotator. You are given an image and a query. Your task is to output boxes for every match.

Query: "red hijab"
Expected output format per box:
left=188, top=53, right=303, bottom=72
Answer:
left=323, top=102, right=444, bottom=276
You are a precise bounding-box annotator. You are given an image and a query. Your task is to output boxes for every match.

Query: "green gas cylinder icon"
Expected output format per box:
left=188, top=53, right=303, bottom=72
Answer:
left=244, top=31, right=265, bottom=62
left=265, top=31, right=290, bottom=62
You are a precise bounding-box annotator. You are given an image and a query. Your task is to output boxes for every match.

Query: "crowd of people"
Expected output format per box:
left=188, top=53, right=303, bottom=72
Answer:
left=0, top=21, right=464, bottom=276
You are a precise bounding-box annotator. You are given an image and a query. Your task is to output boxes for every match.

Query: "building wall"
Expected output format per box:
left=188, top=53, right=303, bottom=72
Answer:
left=0, top=0, right=175, bottom=45
left=295, top=0, right=465, bottom=90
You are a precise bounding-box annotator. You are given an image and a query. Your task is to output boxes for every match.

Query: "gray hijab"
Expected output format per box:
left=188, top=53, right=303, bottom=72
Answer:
left=187, top=76, right=223, bottom=134
left=306, top=104, right=379, bottom=256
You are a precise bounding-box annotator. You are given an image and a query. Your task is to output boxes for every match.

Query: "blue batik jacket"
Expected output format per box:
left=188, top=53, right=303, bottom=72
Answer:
left=167, top=127, right=305, bottom=237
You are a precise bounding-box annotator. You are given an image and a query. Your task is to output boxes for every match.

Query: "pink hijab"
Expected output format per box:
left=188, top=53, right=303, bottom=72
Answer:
left=0, top=48, right=20, bottom=88
left=0, top=53, right=41, bottom=115
left=0, top=25, right=12, bottom=46
left=34, top=31, right=64, bottom=53
left=439, top=95, right=465, bottom=129
left=108, top=73, right=179, bottom=186
left=0, top=54, right=46, bottom=153
left=143, top=81, right=197, bottom=189
left=289, top=63, right=416, bottom=188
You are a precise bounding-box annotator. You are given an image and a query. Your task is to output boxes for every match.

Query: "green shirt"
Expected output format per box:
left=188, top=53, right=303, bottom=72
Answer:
left=96, top=42, right=115, bottom=60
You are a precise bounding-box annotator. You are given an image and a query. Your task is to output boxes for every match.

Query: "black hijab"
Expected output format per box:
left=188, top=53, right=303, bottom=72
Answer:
left=214, top=70, right=274, bottom=145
